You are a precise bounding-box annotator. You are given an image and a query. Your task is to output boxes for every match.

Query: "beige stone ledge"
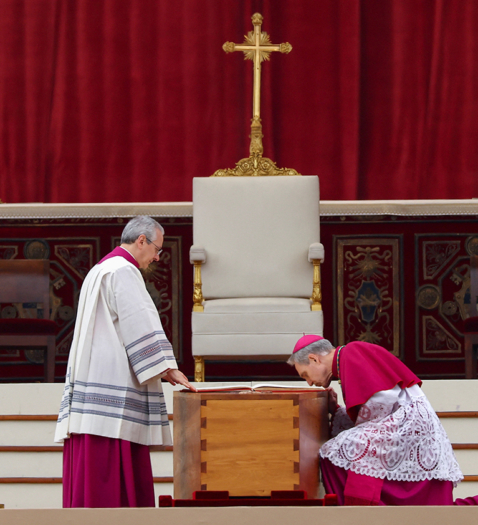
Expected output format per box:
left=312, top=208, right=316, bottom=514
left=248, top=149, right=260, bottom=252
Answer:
left=1, top=199, right=478, bottom=219
left=1, top=506, right=478, bottom=525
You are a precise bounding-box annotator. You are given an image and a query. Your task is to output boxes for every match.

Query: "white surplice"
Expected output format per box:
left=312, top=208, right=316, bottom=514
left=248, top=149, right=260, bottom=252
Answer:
left=320, top=385, right=463, bottom=485
left=55, top=255, right=177, bottom=446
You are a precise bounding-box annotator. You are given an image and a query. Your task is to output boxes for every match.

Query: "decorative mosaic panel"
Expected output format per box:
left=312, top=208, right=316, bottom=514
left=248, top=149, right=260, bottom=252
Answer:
left=0, top=237, right=98, bottom=374
left=336, top=237, right=401, bottom=357
left=415, top=233, right=478, bottom=361
left=0, top=233, right=182, bottom=380
left=3, top=213, right=476, bottom=381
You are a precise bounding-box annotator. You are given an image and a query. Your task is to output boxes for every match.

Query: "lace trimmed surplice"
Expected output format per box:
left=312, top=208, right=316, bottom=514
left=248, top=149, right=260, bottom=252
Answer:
left=320, top=384, right=463, bottom=485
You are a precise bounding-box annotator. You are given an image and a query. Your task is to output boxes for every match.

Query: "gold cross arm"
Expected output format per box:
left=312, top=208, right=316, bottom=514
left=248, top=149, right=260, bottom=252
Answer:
left=224, top=42, right=292, bottom=55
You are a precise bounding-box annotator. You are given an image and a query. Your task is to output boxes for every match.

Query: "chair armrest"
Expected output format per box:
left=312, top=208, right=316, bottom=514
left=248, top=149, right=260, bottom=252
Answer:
left=308, top=242, right=324, bottom=262
left=190, top=245, right=207, bottom=264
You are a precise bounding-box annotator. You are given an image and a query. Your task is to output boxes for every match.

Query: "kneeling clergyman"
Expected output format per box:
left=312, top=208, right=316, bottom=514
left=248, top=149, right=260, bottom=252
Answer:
left=55, top=215, right=195, bottom=508
left=288, top=335, right=463, bottom=506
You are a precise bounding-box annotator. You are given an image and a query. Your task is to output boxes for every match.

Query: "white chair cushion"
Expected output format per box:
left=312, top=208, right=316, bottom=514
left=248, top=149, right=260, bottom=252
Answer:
left=192, top=309, right=323, bottom=356
left=203, top=297, right=313, bottom=313
left=193, top=175, right=320, bottom=299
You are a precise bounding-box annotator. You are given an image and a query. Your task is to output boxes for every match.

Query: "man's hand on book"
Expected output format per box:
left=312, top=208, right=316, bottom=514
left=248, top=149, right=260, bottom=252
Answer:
left=164, top=369, right=197, bottom=391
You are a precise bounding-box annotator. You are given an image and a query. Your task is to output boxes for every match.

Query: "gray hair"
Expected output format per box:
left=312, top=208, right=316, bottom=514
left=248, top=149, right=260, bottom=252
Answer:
left=121, top=216, right=164, bottom=244
left=287, top=338, right=335, bottom=366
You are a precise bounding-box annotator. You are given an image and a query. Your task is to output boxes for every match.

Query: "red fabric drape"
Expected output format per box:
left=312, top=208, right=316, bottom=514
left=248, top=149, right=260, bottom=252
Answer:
left=1, top=0, right=478, bottom=203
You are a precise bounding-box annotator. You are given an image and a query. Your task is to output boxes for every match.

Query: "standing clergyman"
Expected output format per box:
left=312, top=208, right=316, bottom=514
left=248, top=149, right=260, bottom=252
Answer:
left=55, top=216, right=195, bottom=508
left=288, top=335, right=463, bottom=505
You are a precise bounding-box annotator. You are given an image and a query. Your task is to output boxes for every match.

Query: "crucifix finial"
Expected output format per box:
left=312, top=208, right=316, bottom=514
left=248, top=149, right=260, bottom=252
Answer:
left=212, top=13, right=300, bottom=177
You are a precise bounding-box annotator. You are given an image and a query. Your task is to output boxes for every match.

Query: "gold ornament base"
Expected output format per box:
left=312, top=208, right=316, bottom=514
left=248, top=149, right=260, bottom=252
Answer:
left=212, top=156, right=300, bottom=177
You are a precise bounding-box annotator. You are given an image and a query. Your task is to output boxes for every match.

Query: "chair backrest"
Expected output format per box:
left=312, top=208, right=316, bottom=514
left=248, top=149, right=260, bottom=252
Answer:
left=0, top=260, right=50, bottom=313
left=469, top=255, right=478, bottom=318
left=193, top=175, right=320, bottom=299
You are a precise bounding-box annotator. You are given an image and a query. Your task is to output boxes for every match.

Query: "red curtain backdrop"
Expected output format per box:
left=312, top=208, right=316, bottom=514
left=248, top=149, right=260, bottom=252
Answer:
left=1, top=0, right=478, bottom=203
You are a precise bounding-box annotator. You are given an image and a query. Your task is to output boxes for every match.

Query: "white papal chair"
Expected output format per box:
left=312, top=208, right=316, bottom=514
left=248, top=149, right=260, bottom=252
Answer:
left=190, top=175, right=324, bottom=381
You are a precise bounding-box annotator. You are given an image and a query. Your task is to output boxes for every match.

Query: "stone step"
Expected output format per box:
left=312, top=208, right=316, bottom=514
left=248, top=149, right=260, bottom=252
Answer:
left=0, top=450, right=173, bottom=478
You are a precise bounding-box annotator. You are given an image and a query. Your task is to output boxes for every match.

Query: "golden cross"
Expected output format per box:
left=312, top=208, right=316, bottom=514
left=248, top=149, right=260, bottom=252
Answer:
left=223, top=13, right=292, bottom=159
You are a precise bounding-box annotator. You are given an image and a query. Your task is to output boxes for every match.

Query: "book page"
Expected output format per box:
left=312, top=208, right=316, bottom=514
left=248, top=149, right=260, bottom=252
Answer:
left=252, top=383, right=322, bottom=391
left=184, top=383, right=324, bottom=393
left=191, top=384, right=253, bottom=392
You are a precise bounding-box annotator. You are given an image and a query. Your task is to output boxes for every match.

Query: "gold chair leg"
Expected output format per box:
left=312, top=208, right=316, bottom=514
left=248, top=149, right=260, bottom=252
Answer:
left=194, top=356, right=205, bottom=382
left=311, top=259, right=322, bottom=311
left=193, top=262, right=204, bottom=312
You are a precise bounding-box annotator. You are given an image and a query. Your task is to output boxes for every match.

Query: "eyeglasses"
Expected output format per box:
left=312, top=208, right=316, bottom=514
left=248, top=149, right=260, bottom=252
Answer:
left=145, top=238, right=163, bottom=256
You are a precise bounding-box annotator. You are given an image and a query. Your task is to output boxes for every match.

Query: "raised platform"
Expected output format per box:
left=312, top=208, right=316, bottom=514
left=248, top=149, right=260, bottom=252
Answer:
left=1, top=505, right=478, bottom=525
